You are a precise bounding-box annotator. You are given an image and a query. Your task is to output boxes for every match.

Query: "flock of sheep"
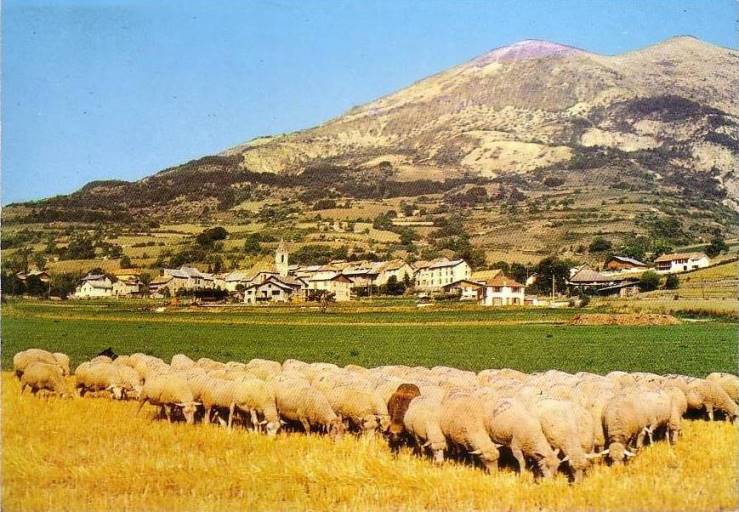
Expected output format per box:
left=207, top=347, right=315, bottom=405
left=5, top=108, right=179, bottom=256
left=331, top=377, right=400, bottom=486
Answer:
left=13, top=347, right=739, bottom=483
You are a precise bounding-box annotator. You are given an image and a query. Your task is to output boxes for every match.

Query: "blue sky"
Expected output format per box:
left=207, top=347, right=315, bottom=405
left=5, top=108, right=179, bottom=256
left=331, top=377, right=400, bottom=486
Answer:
left=2, top=0, right=735, bottom=204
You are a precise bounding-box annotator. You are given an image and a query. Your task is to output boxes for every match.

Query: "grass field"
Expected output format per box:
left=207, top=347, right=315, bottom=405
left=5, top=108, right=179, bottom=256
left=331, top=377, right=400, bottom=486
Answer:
left=2, top=374, right=736, bottom=512
left=2, top=300, right=736, bottom=376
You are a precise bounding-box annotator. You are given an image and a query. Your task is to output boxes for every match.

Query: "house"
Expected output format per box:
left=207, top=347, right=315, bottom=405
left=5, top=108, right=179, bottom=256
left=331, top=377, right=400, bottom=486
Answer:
left=480, top=273, right=525, bottom=306
left=112, top=276, right=145, bottom=297
left=74, top=273, right=113, bottom=298
left=441, top=279, right=484, bottom=300
left=654, top=252, right=710, bottom=274
left=374, top=260, right=415, bottom=286
left=307, top=272, right=353, bottom=302
left=162, top=266, right=214, bottom=290
left=243, top=275, right=307, bottom=304
left=149, top=275, right=175, bottom=297
left=221, top=271, right=250, bottom=292
left=604, top=256, right=648, bottom=272
left=414, top=258, right=471, bottom=292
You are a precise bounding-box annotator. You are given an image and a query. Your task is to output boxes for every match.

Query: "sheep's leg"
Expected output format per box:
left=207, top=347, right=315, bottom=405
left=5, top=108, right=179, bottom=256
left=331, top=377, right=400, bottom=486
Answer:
left=635, top=430, right=646, bottom=450
left=228, top=404, right=235, bottom=429
left=300, top=418, right=311, bottom=434
left=204, top=406, right=212, bottom=424
left=250, top=409, right=259, bottom=431
left=707, top=406, right=714, bottom=421
left=646, top=426, right=654, bottom=445
left=19, top=383, right=26, bottom=397
left=164, top=406, right=172, bottom=423
left=510, top=443, right=526, bottom=475
left=135, top=399, right=147, bottom=416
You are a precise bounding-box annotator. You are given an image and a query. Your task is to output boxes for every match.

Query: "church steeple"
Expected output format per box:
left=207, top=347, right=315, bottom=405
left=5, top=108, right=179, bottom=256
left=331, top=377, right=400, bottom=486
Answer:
left=275, top=239, right=289, bottom=277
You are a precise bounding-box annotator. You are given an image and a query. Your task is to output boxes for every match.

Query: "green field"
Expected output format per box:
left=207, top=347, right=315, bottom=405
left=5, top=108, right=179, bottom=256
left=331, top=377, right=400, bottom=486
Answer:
left=2, top=300, right=735, bottom=376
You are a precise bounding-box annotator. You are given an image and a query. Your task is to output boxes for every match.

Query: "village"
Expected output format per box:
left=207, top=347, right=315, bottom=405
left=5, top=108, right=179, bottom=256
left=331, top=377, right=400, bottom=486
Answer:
left=33, top=240, right=714, bottom=307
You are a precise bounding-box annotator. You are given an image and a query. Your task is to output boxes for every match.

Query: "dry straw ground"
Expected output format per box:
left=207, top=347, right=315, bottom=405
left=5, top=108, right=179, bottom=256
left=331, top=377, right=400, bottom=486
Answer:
left=2, top=373, right=736, bottom=512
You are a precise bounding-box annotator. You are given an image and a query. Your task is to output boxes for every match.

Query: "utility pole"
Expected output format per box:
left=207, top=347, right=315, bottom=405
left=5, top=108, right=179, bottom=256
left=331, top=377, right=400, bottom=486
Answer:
left=551, top=274, right=555, bottom=300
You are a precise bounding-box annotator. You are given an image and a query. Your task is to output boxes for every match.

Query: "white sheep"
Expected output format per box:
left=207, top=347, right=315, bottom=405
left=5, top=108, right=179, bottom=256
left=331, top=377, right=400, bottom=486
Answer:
left=20, top=361, right=71, bottom=398
left=137, top=374, right=200, bottom=424
left=439, top=392, right=501, bottom=472
left=403, top=396, right=446, bottom=464
left=273, top=380, right=345, bottom=438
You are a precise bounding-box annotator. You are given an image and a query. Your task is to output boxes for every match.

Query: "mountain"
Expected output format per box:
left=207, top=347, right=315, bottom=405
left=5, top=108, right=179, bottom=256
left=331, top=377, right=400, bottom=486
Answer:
left=5, top=37, right=738, bottom=260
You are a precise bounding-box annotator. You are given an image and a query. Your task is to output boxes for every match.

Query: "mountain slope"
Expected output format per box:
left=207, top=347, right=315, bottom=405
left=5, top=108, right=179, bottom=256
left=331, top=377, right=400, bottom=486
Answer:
left=5, top=37, right=738, bottom=255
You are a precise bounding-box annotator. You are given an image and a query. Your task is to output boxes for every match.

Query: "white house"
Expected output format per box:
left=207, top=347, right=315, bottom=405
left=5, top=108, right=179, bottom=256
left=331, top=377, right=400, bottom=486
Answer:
left=414, top=258, right=471, bottom=292
left=654, top=252, right=710, bottom=274
left=112, top=277, right=144, bottom=297
left=243, top=275, right=306, bottom=304
left=479, top=273, right=525, bottom=306
left=162, top=266, right=214, bottom=290
left=74, top=273, right=113, bottom=298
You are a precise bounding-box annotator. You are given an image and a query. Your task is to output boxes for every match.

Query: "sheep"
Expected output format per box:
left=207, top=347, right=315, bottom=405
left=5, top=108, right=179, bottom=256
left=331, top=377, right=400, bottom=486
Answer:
left=439, top=393, right=501, bottom=472
left=403, top=396, right=446, bottom=464
left=529, top=399, right=597, bottom=482
left=245, top=358, right=282, bottom=380
left=90, top=355, right=113, bottom=365
left=602, top=393, right=643, bottom=465
left=231, top=378, right=282, bottom=435
left=324, top=384, right=390, bottom=434
left=685, top=378, right=738, bottom=422
left=137, top=375, right=200, bottom=424
left=387, top=383, right=422, bottom=442
left=13, top=349, right=58, bottom=379
left=273, top=380, right=345, bottom=439
left=75, top=362, right=126, bottom=399
left=52, top=353, right=71, bottom=376
left=481, top=397, right=561, bottom=478
left=171, top=353, right=195, bottom=371
left=282, top=359, right=310, bottom=373
left=20, top=362, right=71, bottom=398
left=707, top=372, right=739, bottom=404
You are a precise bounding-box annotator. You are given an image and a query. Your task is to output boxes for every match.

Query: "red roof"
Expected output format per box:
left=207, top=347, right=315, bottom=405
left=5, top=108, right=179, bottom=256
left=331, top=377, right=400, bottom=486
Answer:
left=485, top=274, right=524, bottom=288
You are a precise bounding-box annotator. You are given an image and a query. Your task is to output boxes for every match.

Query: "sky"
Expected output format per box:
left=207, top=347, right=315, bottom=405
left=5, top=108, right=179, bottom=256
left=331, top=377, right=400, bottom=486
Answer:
left=1, top=0, right=735, bottom=204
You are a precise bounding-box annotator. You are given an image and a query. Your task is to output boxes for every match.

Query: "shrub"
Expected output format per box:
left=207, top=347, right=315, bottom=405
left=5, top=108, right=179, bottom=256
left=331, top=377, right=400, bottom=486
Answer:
left=665, top=274, right=680, bottom=290
left=639, top=271, right=661, bottom=292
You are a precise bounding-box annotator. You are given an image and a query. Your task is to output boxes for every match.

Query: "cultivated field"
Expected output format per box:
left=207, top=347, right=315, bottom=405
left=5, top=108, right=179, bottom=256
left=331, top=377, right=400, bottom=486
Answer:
left=2, top=300, right=736, bottom=375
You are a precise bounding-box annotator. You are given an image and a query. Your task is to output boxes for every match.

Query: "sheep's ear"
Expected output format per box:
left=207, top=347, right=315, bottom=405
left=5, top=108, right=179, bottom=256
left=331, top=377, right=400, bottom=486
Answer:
left=175, top=402, right=185, bottom=407
left=559, top=456, right=570, bottom=464
left=259, top=420, right=268, bottom=425
left=624, top=450, right=636, bottom=457
left=493, top=442, right=503, bottom=448
left=553, top=448, right=561, bottom=457
left=280, top=420, right=287, bottom=425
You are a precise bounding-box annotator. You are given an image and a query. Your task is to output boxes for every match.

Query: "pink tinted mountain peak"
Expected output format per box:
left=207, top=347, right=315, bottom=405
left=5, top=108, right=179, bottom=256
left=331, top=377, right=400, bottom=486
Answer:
left=471, top=39, right=587, bottom=65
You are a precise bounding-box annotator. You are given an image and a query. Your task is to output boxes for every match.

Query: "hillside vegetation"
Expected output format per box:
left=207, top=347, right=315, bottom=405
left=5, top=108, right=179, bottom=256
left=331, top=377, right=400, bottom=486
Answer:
left=3, top=37, right=738, bottom=265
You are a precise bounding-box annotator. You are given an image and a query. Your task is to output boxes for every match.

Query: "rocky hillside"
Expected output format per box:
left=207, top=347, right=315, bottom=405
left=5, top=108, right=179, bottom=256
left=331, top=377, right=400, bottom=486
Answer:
left=6, top=37, right=738, bottom=235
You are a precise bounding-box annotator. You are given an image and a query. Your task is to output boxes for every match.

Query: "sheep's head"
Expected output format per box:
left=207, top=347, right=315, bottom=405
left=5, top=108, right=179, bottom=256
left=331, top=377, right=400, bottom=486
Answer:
left=377, top=414, right=391, bottom=433
left=106, top=385, right=125, bottom=400
left=177, top=401, right=200, bottom=424
left=328, top=418, right=346, bottom=441
left=607, top=442, right=635, bottom=465
left=685, top=389, right=703, bottom=410
left=535, top=450, right=561, bottom=479
left=471, top=444, right=500, bottom=472
left=261, top=419, right=283, bottom=436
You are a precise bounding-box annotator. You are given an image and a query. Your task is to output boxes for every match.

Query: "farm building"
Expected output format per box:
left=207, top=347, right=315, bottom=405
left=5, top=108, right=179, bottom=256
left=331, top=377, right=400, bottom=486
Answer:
left=414, top=258, right=471, bottom=292
left=654, top=252, right=710, bottom=274
left=74, top=273, right=113, bottom=298
left=479, top=273, right=525, bottom=306
left=568, top=266, right=639, bottom=296
left=15, top=269, right=50, bottom=283
left=604, top=255, right=648, bottom=271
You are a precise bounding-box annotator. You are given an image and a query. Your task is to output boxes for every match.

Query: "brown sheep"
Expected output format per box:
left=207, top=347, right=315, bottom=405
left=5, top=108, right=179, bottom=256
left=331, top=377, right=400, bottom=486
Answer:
left=387, top=383, right=421, bottom=442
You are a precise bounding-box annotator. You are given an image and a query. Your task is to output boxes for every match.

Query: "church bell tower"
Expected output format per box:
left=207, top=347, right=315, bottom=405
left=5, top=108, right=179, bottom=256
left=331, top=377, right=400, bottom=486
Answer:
left=275, top=239, right=289, bottom=277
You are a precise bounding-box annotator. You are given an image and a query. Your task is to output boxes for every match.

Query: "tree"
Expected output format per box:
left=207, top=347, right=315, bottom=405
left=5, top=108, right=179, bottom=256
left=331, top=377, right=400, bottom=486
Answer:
left=589, top=237, right=612, bottom=253
left=639, top=271, right=661, bottom=292
left=399, top=228, right=417, bottom=247
left=65, top=235, right=95, bottom=260
left=664, top=273, right=680, bottom=290
left=491, top=261, right=510, bottom=273
left=705, top=235, right=728, bottom=258
left=531, top=257, right=571, bottom=295
left=383, top=275, right=406, bottom=296
left=510, top=263, right=529, bottom=285
left=119, top=255, right=133, bottom=269
left=243, top=234, right=263, bottom=255
left=32, top=253, right=47, bottom=271
left=196, top=226, right=228, bottom=247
